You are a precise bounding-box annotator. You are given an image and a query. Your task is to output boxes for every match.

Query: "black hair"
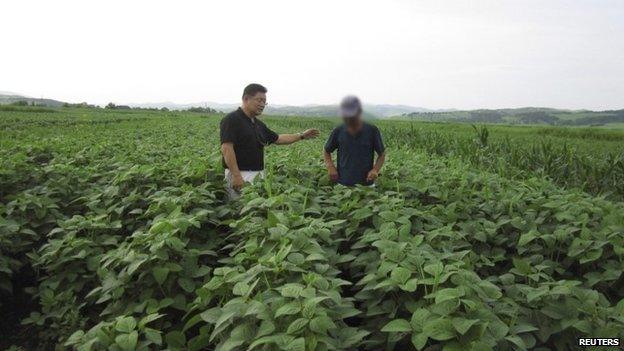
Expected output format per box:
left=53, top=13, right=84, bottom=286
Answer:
left=242, top=83, right=267, bottom=99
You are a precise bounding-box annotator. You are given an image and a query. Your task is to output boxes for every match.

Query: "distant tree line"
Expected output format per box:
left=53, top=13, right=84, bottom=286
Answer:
left=186, top=106, right=219, bottom=113
left=559, top=111, right=624, bottom=126
left=464, top=110, right=504, bottom=123
left=6, top=99, right=223, bottom=114
left=101, top=103, right=222, bottom=114
left=402, top=109, right=624, bottom=126
left=63, top=102, right=98, bottom=108
left=10, top=100, right=47, bottom=107
left=515, top=112, right=559, bottom=125
left=105, top=103, right=132, bottom=110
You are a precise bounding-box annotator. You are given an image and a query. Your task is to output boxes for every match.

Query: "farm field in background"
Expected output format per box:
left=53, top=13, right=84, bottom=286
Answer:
left=1, top=107, right=623, bottom=350
left=396, top=108, right=624, bottom=128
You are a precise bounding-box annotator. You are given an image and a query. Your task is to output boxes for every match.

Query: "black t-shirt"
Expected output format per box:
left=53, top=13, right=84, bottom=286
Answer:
left=324, top=122, right=385, bottom=186
left=220, top=108, right=279, bottom=171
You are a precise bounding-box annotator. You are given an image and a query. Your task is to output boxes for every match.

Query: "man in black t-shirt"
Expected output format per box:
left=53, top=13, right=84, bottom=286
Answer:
left=323, top=95, right=386, bottom=186
left=220, top=83, right=320, bottom=199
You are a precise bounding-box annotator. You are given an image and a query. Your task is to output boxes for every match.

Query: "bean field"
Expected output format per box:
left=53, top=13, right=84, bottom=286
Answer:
left=1, top=107, right=623, bottom=351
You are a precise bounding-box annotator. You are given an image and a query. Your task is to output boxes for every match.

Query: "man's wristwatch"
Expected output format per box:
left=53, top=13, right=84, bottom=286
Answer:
left=298, top=132, right=305, bottom=140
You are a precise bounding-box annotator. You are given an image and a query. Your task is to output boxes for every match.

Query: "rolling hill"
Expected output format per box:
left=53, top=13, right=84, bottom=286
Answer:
left=0, top=92, right=66, bottom=107
left=397, top=107, right=624, bottom=127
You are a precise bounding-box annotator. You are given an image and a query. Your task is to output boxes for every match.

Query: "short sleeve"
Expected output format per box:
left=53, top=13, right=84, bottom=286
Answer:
left=262, top=123, right=279, bottom=145
left=324, top=127, right=340, bottom=153
left=372, top=126, right=385, bottom=155
left=220, top=116, right=237, bottom=144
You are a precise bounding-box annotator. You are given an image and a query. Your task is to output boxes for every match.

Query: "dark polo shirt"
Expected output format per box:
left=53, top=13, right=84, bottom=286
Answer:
left=324, top=122, right=385, bottom=186
left=220, top=108, right=279, bottom=171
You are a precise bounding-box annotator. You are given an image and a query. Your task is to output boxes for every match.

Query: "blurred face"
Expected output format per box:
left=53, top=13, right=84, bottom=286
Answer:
left=343, top=113, right=362, bottom=129
left=243, top=92, right=267, bottom=117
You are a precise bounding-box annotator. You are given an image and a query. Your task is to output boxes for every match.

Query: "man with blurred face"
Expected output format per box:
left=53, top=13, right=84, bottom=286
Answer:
left=220, top=83, right=320, bottom=199
left=323, top=95, right=386, bottom=186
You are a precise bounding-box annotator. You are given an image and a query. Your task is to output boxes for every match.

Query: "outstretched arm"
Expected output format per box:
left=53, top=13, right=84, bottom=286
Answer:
left=275, top=129, right=320, bottom=145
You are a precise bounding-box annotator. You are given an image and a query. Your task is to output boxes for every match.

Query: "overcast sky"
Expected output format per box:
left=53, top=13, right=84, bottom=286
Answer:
left=2, top=0, right=623, bottom=110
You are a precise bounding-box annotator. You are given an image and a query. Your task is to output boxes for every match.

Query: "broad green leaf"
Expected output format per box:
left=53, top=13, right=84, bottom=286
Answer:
left=309, top=315, right=336, bottom=334
left=381, top=319, right=412, bottom=332
left=488, top=320, right=509, bottom=340
left=568, top=238, right=591, bottom=257
left=400, top=278, right=418, bottom=292
left=339, top=328, right=370, bottom=348
left=152, top=267, right=170, bottom=285
left=115, top=331, right=138, bottom=351
left=424, top=262, right=443, bottom=276
left=410, top=309, right=431, bottom=331
left=217, top=337, right=244, bottom=351
left=505, top=335, right=527, bottom=351
left=518, top=230, right=538, bottom=246
left=287, top=318, right=309, bottom=334
left=579, top=248, right=603, bottom=264
left=391, top=267, right=412, bottom=284
left=526, top=286, right=549, bottom=302
left=275, top=302, right=301, bottom=318
left=150, top=221, right=173, bottom=235
left=64, top=330, right=84, bottom=346
left=616, top=299, right=624, bottom=316
left=573, top=320, right=592, bottom=333
left=325, top=219, right=346, bottom=226
left=127, top=258, right=147, bottom=276
left=139, top=313, right=165, bottom=328
left=452, top=317, right=478, bottom=334
left=352, top=207, right=372, bottom=220
left=230, top=322, right=254, bottom=342
left=285, top=337, right=305, bottom=351
left=287, top=253, right=305, bottom=265
left=200, top=308, right=220, bottom=324
left=256, top=320, right=275, bottom=338
left=337, top=254, right=357, bottom=263
left=423, top=318, right=455, bottom=341
left=470, top=340, right=495, bottom=351
left=434, top=288, right=464, bottom=304
left=145, top=328, right=163, bottom=345
left=510, top=323, right=538, bottom=334
left=115, top=316, right=137, bottom=333
left=188, top=333, right=210, bottom=351
left=204, top=276, right=224, bottom=290
left=178, top=277, right=196, bottom=293
left=306, top=253, right=326, bottom=262
left=477, top=280, right=502, bottom=300
left=512, top=258, right=532, bottom=275
left=248, top=335, right=278, bottom=350
left=232, top=282, right=250, bottom=296
left=279, top=283, right=304, bottom=298
left=411, top=332, right=428, bottom=350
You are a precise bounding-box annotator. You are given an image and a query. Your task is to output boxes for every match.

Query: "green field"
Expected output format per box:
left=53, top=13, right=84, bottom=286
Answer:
left=1, top=107, right=623, bottom=350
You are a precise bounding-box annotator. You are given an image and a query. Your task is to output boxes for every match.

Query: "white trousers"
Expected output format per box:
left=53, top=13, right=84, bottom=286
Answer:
left=224, top=169, right=264, bottom=200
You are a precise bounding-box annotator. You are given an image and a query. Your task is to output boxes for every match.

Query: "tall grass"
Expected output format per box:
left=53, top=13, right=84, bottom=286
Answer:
left=383, top=123, right=624, bottom=199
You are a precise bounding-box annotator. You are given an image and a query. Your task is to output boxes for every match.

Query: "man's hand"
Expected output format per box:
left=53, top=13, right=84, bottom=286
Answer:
left=277, top=129, right=320, bottom=145
left=328, top=167, right=339, bottom=183
left=231, top=173, right=244, bottom=191
left=366, top=169, right=379, bottom=182
left=301, top=129, right=320, bottom=140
